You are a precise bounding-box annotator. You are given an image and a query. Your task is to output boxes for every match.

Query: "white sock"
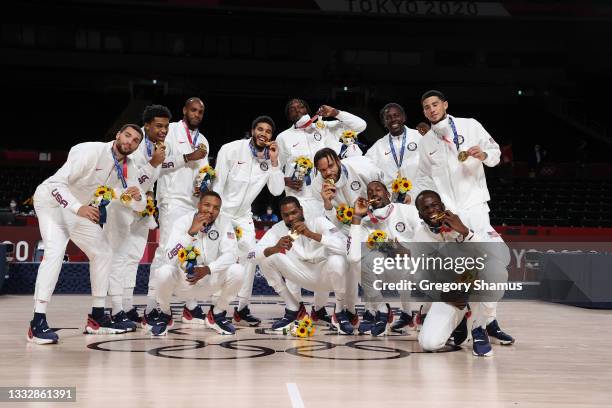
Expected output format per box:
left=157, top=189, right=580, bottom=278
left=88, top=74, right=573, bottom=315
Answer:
left=111, top=295, right=123, bottom=314
left=34, top=300, right=48, bottom=314
left=92, top=296, right=105, bottom=309
left=145, top=296, right=157, bottom=313
left=122, top=288, right=134, bottom=311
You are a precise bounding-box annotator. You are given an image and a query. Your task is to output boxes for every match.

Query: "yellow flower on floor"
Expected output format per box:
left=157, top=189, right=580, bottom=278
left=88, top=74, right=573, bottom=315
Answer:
left=302, top=316, right=313, bottom=327
left=296, top=326, right=308, bottom=338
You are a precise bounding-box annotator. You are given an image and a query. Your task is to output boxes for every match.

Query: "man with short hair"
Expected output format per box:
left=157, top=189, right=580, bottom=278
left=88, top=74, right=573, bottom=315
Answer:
left=254, top=196, right=350, bottom=333
left=413, top=190, right=514, bottom=357
left=276, top=98, right=366, bottom=221
left=28, top=124, right=146, bottom=344
left=146, top=97, right=210, bottom=326
left=153, top=191, right=243, bottom=336
left=212, top=115, right=284, bottom=327
left=347, top=181, right=422, bottom=336
left=365, top=103, right=421, bottom=203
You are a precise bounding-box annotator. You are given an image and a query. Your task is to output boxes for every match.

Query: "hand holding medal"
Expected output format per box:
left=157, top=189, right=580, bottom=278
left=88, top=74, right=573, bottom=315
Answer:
left=316, top=105, right=340, bottom=129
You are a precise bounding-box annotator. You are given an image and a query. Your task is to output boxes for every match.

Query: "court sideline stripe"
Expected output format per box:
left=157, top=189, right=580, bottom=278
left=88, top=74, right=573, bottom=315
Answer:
left=286, top=383, right=305, bottom=408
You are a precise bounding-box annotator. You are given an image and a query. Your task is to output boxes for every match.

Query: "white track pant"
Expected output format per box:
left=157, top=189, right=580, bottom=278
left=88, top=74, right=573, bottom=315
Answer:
left=234, top=213, right=258, bottom=307
left=148, top=200, right=195, bottom=298
left=33, top=185, right=112, bottom=303
left=418, top=302, right=465, bottom=351
left=259, top=253, right=347, bottom=312
left=156, top=263, right=243, bottom=315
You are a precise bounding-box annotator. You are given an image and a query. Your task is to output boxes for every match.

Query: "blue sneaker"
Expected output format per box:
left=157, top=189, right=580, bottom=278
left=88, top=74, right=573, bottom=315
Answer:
left=233, top=306, right=262, bottom=327
left=272, top=308, right=299, bottom=331
left=472, top=326, right=493, bottom=357
left=112, top=310, right=137, bottom=332
left=85, top=314, right=127, bottom=335
left=182, top=305, right=207, bottom=325
left=27, top=316, right=59, bottom=345
left=346, top=309, right=359, bottom=327
left=332, top=310, right=354, bottom=335
left=371, top=305, right=392, bottom=337
left=208, top=311, right=236, bottom=335
left=358, top=310, right=376, bottom=335
left=486, top=319, right=515, bottom=345
left=149, top=312, right=173, bottom=336
left=391, top=311, right=415, bottom=333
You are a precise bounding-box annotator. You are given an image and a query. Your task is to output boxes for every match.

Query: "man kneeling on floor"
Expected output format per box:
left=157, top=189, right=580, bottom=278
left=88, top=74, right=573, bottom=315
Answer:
left=253, top=196, right=351, bottom=333
left=152, top=190, right=242, bottom=336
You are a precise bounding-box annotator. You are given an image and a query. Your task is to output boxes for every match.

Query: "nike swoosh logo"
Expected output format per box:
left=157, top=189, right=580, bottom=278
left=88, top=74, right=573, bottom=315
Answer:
left=95, top=168, right=103, bottom=171
left=237, top=161, right=245, bottom=164
left=429, top=150, right=437, bottom=155
left=179, top=141, right=186, bottom=144
left=292, top=143, right=299, bottom=147
left=384, top=151, right=391, bottom=155
left=42, top=328, right=50, bottom=333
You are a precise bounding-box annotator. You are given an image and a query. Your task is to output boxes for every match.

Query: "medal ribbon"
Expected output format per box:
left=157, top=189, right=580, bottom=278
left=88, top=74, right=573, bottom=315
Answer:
left=388, top=128, right=407, bottom=170
left=448, top=116, right=460, bottom=151
left=111, top=146, right=128, bottom=188
left=183, top=120, right=200, bottom=147
left=367, top=204, right=394, bottom=225
left=145, top=137, right=154, bottom=158
left=249, top=139, right=270, bottom=160
left=295, top=115, right=319, bottom=129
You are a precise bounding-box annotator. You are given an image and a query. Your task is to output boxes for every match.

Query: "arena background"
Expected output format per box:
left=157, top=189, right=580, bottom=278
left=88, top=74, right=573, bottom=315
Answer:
left=1, top=1, right=611, bottom=407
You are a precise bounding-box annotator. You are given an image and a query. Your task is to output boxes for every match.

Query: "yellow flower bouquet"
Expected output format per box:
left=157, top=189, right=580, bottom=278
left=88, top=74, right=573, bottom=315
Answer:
left=284, top=315, right=315, bottom=337
left=367, top=229, right=388, bottom=250
left=292, top=156, right=314, bottom=184
left=90, top=185, right=117, bottom=225
left=177, top=245, right=202, bottom=277
left=193, top=165, right=216, bottom=197
left=335, top=203, right=355, bottom=225
left=391, top=176, right=412, bottom=203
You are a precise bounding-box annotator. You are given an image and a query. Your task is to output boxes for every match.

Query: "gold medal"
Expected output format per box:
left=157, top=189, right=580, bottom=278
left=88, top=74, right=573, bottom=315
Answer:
left=316, top=118, right=325, bottom=129
left=288, top=230, right=300, bottom=241
left=325, top=178, right=335, bottom=186
left=430, top=212, right=446, bottom=222
left=120, top=192, right=132, bottom=205
left=154, top=141, right=165, bottom=150
left=196, top=143, right=207, bottom=152
left=458, top=151, right=469, bottom=162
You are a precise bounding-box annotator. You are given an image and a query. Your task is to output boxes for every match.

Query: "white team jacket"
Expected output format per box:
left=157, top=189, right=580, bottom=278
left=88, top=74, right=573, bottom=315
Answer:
left=156, top=121, right=210, bottom=207
left=37, top=141, right=145, bottom=214
left=365, top=126, right=421, bottom=200
left=347, top=203, right=421, bottom=263
left=163, top=212, right=238, bottom=274
left=212, top=139, right=284, bottom=218
left=276, top=111, right=366, bottom=203
left=310, top=156, right=384, bottom=234
left=414, top=115, right=500, bottom=212
left=252, top=216, right=347, bottom=264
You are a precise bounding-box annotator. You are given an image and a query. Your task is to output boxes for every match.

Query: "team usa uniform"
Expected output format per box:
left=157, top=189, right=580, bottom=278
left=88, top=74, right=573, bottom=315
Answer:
left=276, top=111, right=366, bottom=220
left=154, top=212, right=243, bottom=336
left=212, top=138, right=284, bottom=325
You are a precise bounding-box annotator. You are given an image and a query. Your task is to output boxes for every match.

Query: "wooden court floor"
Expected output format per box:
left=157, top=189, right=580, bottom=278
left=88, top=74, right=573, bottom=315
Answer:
left=1, top=295, right=611, bottom=408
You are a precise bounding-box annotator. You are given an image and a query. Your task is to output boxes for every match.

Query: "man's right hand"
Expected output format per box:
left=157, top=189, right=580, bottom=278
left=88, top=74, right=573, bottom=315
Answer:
left=149, top=144, right=166, bottom=167
left=353, top=197, right=369, bottom=217
left=77, top=206, right=100, bottom=224
left=188, top=213, right=207, bottom=235
left=275, top=236, right=294, bottom=252
left=284, top=177, right=303, bottom=191
left=321, top=183, right=336, bottom=209
left=186, top=148, right=207, bottom=162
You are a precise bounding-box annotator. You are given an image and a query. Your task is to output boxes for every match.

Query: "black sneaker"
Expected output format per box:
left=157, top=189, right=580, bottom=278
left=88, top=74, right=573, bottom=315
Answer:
left=125, top=307, right=142, bottom=324
left=233, top=306, right=261, bottom=327
left=142, top=308, right=159, bottom=330
left=27, top=316, right=59, bottom=345
left=112, top=310, right=137, bottom=332
left=311, top=306, right=332, bottom=326
left=85, top=314, right=127, bottom=335
left=391, top=311, right=415, bottom=333
left=486, top=319, right=515, bottom=345
left=182, top=305, right=207, bottom=325
left=272, top=308, right=299, bottom=331
left=450, top=315, right=468, bottom=346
